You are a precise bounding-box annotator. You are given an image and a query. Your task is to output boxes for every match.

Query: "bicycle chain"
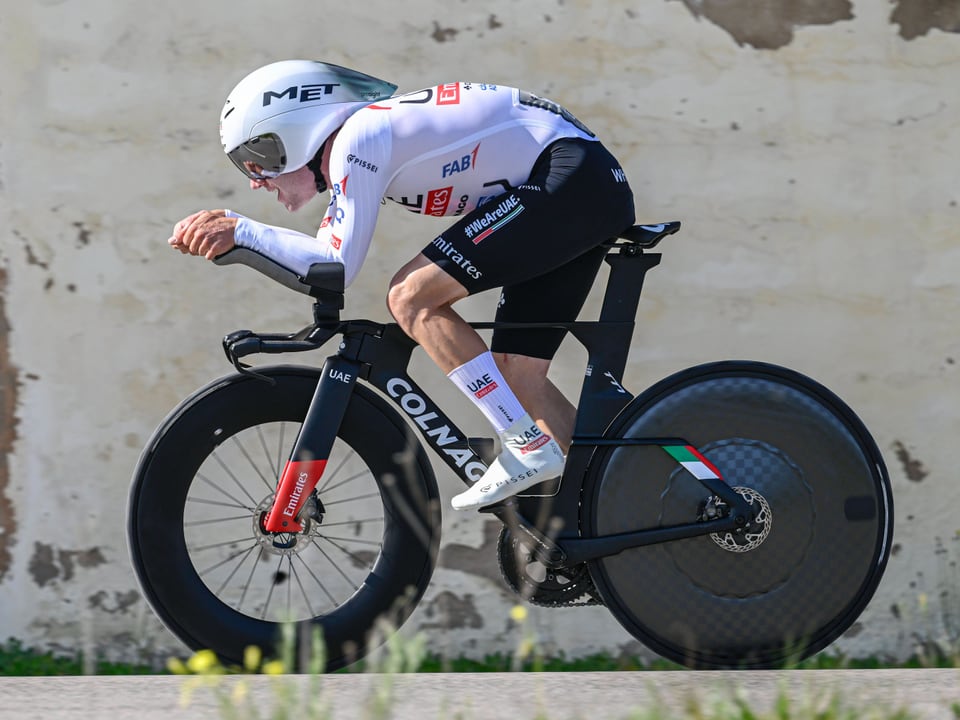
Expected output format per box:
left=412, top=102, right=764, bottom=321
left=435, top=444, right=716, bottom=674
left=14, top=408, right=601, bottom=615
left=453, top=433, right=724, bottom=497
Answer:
left=496, top=526, right=603, bottom=608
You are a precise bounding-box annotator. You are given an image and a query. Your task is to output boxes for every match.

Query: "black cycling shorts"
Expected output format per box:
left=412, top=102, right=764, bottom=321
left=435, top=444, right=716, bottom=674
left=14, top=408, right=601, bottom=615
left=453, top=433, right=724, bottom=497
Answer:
left=421, top=137, right=635, bottom=359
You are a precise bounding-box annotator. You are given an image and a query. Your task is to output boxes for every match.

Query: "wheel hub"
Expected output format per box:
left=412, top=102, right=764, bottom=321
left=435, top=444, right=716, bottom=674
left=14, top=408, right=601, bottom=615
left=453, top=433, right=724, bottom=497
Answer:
left=708, top=486, right=772, bottom=553
left=252, top=493, right=324, bottom=556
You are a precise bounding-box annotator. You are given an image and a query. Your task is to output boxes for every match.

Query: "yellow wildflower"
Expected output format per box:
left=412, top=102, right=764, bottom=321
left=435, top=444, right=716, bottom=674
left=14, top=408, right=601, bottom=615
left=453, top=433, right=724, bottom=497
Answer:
left=243, top=645, right=262, bottom=673
left=186, top=649, right=219, bottom=674
left=166, top=657, right=189, bottom=675
left=262, top=659, right=286, bottom=675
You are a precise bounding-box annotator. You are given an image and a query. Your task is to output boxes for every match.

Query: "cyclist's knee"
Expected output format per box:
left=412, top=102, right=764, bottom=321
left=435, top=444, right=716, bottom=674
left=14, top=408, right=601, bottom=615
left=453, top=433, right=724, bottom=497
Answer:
left=386, top=274, right=419, bottom=329
left=385, top=267, right=444, bottom=331
left=387, top=258, right=468, bottom=329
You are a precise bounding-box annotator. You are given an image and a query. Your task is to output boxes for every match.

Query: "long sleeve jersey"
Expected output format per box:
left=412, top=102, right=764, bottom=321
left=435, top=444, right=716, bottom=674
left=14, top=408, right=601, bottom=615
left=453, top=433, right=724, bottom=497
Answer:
left=229, top=82, right=598, bottom=286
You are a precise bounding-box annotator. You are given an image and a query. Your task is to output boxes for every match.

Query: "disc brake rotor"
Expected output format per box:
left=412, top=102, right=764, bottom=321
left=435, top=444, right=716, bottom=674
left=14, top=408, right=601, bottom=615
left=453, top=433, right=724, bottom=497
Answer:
left=252, top=493, right=322, bottom=556
left=710, top=486, right=773, bottom=553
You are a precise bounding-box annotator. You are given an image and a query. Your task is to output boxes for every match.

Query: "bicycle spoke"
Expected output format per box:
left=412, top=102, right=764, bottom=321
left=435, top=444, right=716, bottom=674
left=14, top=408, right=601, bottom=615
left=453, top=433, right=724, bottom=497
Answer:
left=318, top=469, right=371, bottom=497
left=192, top=473, right=257, bottom=512
left=211, top=450, right=261, bottom=507
left=316, top=534, right=382, bottom=547
left=276, top=423, right=287, bottom=486
left=184, top=513, right=251, bottom=528
left=213, top=544, right=258, bottom=596
left=311, top=538, right=364, bottom=589
left=316, top=449, right=357, bottom=494
left=191, top=536, right=260, bottom=554
left=314, top=536, right=375, bottom=578
left=185, top=497, right=253, bottom=517
left=317, top=517, right=384, bottom=528
left=184, top=435, right=384, bottom=622
left=288, top=557, right=317, bottom=617
left=195, top=542, right=259, bottom=577
left=286, top=556, right=293, bottom=617
left=322, top=491, right=381, bottom=507
left=255, top=423, right=279, bottom=480
left=232, top=433, right=276, bottom=494
left=260, top=553, right=286, bottom=620
left=294, top=552, right=339, bottom=606
left=236, top=546, right=264, bottom=612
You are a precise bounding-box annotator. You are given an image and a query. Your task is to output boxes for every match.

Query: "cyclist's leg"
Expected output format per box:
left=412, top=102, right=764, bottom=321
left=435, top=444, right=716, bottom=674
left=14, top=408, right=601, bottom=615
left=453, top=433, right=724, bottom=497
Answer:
left=387, top=254, right=486, bottom=373
left=398, top=138, right=633, bottom=509
left=388, top=254, right=565, bottom=510
left=493, top=353, right=574, bottom=452
left=491, top=243, right=610, bottom=452
left=389, top=253, right=545, bottom=438
left=389, top=196, right=572, bottom=509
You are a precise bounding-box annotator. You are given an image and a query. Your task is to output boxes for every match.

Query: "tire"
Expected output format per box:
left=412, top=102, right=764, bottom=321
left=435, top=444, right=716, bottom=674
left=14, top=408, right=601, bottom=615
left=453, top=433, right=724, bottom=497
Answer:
left=581, top=361, right=893, bottom=668
left=128, top=366, right=441, bottom=671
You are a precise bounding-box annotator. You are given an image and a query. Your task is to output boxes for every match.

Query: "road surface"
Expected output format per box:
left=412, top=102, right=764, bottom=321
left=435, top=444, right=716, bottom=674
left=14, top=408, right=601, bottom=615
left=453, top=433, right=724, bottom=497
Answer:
left=1, top=669, right=958, bottom=719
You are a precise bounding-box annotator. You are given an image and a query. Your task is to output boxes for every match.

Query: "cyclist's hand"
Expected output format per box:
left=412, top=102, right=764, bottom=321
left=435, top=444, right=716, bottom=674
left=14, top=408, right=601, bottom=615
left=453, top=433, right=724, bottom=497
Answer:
left=169, top=210, right=238, bottom=260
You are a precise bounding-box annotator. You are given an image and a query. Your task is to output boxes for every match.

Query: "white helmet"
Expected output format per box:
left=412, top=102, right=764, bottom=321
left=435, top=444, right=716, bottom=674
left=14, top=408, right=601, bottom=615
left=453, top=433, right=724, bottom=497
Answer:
left=220, top=60, right=396, bottom=179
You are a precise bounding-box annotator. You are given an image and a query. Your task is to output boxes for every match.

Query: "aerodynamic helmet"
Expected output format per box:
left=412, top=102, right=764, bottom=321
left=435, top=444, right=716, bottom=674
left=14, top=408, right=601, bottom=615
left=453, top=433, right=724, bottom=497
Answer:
left=220, top=60, right=396, bottom=180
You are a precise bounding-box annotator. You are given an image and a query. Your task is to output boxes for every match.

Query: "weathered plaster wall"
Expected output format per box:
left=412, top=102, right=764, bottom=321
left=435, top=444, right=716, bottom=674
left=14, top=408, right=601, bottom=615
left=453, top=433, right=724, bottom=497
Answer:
left=0, top=269, right=15, bottom=584
left=1, top=0, right=958, bottom=665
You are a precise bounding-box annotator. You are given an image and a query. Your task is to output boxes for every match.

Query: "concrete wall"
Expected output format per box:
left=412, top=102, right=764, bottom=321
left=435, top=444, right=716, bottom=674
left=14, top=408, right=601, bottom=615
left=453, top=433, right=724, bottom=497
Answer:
left=1, top=0, right=958, bottom=665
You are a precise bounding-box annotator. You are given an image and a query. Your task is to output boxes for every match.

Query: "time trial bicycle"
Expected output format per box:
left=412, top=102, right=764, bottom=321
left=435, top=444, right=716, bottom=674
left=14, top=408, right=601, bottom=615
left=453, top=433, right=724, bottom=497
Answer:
left=127, top=221, right=893, bottom=670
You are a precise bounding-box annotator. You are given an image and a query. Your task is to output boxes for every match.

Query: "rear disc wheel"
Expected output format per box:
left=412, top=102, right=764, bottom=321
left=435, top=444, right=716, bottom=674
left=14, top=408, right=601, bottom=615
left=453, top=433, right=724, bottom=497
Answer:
left=582, top=361, right=893, bottom=668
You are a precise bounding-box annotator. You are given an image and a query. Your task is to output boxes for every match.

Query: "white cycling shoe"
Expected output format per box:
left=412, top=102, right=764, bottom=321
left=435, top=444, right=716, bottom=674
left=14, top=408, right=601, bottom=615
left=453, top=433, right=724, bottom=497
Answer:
left=451, top=415, right=565, bottom=511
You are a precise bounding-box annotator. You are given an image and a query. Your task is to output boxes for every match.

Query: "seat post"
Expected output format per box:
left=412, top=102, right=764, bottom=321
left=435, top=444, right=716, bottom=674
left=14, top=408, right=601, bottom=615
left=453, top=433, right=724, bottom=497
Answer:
left=598, top=248, right=662, bottom=323
left=562, top=247, right=663, bottom=438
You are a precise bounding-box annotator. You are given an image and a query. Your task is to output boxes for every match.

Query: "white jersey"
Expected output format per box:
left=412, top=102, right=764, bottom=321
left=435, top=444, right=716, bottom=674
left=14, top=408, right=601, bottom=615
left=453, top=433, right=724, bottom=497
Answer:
left=230, top=83, right=598, bottom=286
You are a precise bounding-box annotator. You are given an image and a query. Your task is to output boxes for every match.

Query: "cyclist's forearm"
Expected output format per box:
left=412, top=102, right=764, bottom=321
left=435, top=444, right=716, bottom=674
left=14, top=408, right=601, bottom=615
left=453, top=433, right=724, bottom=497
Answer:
left=227, top=211, right=340, bottom=278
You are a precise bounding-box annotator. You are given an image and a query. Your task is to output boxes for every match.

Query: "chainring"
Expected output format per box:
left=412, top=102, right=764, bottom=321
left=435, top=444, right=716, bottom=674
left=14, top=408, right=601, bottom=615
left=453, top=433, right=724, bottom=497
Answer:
left=496, top=526, right=601, bottom=607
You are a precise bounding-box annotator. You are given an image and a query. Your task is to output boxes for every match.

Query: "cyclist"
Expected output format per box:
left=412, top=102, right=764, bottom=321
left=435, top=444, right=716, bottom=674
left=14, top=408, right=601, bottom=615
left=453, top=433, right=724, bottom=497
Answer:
left=169, top=60, right=635, bottom=510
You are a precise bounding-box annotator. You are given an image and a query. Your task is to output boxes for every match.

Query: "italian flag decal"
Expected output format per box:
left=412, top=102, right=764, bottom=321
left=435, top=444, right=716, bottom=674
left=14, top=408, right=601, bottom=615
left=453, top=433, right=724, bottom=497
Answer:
left=662, top=444, right=722, bottom=480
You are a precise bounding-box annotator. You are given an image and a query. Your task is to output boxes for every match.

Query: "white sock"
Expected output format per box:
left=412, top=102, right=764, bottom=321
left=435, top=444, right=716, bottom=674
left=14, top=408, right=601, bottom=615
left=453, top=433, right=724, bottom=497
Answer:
left=447, top=351, right=525, bottom=434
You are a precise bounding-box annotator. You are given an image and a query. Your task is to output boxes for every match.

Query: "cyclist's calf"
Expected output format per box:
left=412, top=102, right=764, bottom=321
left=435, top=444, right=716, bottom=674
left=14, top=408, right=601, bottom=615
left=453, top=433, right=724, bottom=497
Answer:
left=493, top=352, right=575, bottom=452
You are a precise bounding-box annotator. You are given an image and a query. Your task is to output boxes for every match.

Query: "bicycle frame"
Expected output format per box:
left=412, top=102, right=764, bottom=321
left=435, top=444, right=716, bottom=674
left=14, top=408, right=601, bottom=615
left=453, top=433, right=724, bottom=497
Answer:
left=219, top=230, right=753, bottom=568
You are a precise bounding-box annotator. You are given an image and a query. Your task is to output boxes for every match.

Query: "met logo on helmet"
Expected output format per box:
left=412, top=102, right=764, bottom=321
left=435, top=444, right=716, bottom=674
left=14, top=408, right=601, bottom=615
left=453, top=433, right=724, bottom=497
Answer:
left=262, top=83, right=341, bottom=107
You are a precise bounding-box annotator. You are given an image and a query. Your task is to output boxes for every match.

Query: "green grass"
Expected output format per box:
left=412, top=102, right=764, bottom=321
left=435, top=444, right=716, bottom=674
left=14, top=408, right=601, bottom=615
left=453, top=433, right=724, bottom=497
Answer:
left=369, top=651, right=685, bottom=673
left=379, top=651, right=958, bottom=673
left=1, top=636, right=955, bottom=677
left=0, top=638, right=156, bottom=676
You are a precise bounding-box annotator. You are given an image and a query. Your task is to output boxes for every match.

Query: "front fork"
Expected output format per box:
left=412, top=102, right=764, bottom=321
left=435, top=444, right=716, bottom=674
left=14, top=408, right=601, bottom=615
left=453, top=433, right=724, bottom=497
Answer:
left=262, top=355, right=361, bottom=533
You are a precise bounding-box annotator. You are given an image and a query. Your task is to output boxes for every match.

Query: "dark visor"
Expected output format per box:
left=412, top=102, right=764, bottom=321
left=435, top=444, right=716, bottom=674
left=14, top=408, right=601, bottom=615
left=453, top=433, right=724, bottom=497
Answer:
left=227, top=134, right=287, bottom=179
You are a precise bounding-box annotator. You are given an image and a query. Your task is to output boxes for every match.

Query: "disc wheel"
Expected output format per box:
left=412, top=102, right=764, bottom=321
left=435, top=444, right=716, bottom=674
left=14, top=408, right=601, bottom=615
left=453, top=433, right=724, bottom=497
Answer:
left=128, top=366, right=441, bottom=671
left=581, top=361, right=893, bottom=668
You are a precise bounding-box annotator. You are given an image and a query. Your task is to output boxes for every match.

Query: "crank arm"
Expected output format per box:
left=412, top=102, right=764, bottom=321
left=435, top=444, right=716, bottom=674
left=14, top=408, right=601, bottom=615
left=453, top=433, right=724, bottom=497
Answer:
left=480, top=500, right=568, bottom=568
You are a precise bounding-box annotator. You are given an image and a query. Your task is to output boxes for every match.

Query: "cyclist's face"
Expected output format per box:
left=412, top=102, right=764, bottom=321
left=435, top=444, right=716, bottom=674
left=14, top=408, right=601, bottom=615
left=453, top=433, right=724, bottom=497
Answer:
left=249, top=165, right=317, bottom=212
